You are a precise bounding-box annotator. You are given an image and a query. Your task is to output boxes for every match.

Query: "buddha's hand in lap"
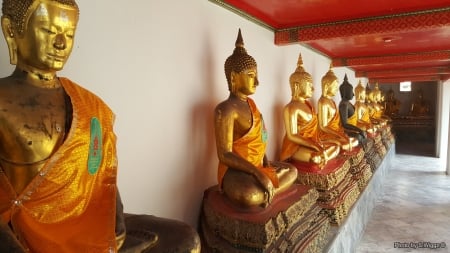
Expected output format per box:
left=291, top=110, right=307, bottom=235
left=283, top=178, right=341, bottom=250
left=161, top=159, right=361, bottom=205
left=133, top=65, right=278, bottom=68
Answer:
left=311, top=152, right=324, bottom=165
left=253, top=170, right=274, bottom=207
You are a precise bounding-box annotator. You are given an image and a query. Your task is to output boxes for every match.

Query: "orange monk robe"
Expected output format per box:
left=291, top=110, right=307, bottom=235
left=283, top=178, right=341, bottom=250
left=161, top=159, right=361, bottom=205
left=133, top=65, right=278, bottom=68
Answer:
left=359, top=105, right=372, bottom=125
left=318, top=104, right=347, bottom=140
left=280, top=101, right=320, bottom=162
left=347, top=111, right=358, bottom=126
left=217, top=98, right=279, bottom=188
left=0, top=78, right=117, bottom=253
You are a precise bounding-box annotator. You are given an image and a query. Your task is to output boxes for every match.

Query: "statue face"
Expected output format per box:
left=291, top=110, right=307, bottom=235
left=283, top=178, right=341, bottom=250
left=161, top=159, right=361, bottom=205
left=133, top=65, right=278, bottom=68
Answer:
left=297, top=80, right=313, bottom=99
left=231, top=67, right=258, bottom=96
left=326, top=80, right=339, bottom=97
left=14, top=1, right=78, bottom=71
left=356, top=89, right=366, bottom=102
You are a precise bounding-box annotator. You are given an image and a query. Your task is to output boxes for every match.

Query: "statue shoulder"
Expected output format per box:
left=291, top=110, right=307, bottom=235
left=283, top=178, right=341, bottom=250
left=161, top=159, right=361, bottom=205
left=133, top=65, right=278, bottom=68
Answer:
left=214, top=99, right=240, bottom=120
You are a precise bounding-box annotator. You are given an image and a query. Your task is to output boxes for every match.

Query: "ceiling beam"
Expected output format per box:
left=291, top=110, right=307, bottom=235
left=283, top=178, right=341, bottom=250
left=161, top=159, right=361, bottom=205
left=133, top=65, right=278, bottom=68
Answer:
left=274, top=7, right=450, bottom=45
left=332, top=51, right=450, bottom=68
left=356, top=67, right=450, bottom=78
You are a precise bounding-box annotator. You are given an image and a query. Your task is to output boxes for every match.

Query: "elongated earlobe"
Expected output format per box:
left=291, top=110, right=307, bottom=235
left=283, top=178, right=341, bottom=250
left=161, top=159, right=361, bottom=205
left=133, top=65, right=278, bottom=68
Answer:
left=1, top=17, right=18, bottom=65
left=230, top=72, right=237, bottom=93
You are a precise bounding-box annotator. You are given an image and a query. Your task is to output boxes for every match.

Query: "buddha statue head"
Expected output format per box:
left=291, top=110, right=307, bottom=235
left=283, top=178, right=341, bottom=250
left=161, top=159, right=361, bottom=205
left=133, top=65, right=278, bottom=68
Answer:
left=224, top=29, right=258, bottom=93
left=1, top=0, right=79, bottom=72
left=339, top=74, right=354, bottom=101
left=365, top=83, right=374, bottom=103
left=373, top=83, right=382, bottom=103
left=289, top=53, right=313, bottom=99
left=354, top=80, right=366, bottom=102
left=321, top=63, right=339, bottom=97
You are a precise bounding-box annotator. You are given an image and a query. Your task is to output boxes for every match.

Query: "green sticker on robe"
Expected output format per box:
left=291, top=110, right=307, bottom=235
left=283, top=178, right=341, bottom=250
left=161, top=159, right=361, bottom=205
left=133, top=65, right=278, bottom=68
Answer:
left=261, top=114, right=268, bottom=143
left=88, top=117, right=102, bottom=174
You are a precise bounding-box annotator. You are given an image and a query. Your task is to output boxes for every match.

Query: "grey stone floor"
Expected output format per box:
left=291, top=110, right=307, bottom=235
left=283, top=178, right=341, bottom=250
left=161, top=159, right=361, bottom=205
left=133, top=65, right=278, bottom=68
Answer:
left=355, top=154, right=450, bottom=253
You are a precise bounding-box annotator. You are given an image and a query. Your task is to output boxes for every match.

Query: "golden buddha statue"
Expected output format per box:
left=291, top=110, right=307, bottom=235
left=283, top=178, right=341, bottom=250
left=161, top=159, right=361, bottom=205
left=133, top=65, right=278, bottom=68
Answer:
left=0, top=0, right=200, bottom=252
left=367, top=83, right=388, bottom=127
left=317, top=64, right=358, bottom=151
left=214, top=29, right=297, bottom=208
left=354, top=80, right=377, bottom=134
left=372, top=83, right=391, bottom=122
left=338, top=74, right=367, bottom=143
left=410, top=89, right=430, bottom=116
left=280, top=54, right=340, bottom=167
left=384, top=88, right=401, bottom=116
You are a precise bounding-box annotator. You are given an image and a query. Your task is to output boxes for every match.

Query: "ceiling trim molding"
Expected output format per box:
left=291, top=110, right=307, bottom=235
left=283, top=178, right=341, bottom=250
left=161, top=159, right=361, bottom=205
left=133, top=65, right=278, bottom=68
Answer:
left=208, top=0, right=274, bottom=31
left=333, top=51, right=450, bottom=67
left=357, top=67, right=450, bottom=79
left=370, top=75, right=442, bottom=83
left=274, top=7, right=450, bottom=44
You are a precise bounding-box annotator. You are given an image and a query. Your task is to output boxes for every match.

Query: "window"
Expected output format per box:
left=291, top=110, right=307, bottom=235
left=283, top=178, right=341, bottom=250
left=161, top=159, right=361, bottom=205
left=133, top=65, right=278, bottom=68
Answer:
left=399, top=81, right=411, bottom=92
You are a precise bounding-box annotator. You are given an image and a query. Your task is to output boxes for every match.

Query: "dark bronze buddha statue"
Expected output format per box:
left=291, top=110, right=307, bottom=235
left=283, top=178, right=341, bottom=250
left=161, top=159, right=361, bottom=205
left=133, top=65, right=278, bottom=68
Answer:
left=338, top=74, right=367, bottom=143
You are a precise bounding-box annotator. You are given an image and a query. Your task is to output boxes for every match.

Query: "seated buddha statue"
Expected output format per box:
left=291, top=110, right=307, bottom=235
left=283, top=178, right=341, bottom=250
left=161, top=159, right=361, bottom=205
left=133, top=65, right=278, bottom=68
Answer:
left=366, top=84, right=388, bottom=127
left=372, top=83, right=392, bottom=123
left=214, top=29, right=298, bottom=208
left=354, top=80, right=377, bottom=134
left=384, top=88, right=401, bottom=116
left=0, top=1, right=200, bottom=252
left=317, top=65, right=359, bottom=151
left=338, top=74, right=367, bottom=143
left=280, top=54, right=340, bottom=167
left=409, top=89, right=430, bottom=116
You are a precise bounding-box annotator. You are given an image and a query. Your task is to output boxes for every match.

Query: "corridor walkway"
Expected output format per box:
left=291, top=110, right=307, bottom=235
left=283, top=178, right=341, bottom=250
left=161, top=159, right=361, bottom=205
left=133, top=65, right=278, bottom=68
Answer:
left=355, top=154, right=450, bottom=253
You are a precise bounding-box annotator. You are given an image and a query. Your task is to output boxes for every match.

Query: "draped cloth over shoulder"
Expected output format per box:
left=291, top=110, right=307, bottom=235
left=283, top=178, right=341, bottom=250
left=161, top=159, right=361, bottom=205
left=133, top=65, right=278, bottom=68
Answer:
left=217, top=98, right=279, bottom=188
left=347, top=112, right=358, bottom=126
left=319, top=103, right=346, bottom=139
left=280, top=101, right=320, bottom=162
left=0, top=78, right=117, bottom=253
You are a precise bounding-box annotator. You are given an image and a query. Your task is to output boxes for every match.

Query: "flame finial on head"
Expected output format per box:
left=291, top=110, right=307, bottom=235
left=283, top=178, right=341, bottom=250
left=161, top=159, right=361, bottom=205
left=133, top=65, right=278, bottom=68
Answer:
left=235, top=28, right=244, bottom=48
left=289, top=53, right=312, bottom=88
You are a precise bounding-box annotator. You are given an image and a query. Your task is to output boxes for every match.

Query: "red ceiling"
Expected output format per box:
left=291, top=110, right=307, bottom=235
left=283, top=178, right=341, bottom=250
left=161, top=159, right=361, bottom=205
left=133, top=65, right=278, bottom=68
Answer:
left=210, top=0, right=450, bottom=83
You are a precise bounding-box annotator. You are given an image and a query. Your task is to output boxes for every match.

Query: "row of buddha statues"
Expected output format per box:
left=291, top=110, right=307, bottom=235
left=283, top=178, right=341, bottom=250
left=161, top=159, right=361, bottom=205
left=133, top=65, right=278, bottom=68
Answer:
left=215, top=29, right=392, bottom=209
left=201, top=29, right=393, bottom=252
left=0, top=0, right=392, bottom=251
left=373, top=85, right=431, bottom=117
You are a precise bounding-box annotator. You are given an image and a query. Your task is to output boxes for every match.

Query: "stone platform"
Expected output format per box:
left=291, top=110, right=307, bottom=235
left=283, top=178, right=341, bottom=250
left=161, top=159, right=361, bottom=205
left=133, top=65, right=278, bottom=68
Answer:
left=199, top=184, right=330, bottom=252
left=324, top=144, right=395, bottom=253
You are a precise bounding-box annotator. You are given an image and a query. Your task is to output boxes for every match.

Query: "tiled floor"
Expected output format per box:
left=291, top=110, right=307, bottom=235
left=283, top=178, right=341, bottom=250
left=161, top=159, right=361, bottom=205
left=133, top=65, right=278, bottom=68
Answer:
left=355, top=153, right=450, bottom=253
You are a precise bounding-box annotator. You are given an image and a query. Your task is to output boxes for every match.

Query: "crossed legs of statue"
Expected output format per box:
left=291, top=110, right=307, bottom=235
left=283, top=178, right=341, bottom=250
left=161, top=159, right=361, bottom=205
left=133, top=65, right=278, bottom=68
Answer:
left=116, top=191, right=201, bottom=253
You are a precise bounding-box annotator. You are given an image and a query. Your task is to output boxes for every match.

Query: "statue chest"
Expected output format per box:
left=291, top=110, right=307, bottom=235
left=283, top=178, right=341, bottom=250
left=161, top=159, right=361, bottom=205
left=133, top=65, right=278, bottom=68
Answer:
left=0, top=87, right=68, bottom=193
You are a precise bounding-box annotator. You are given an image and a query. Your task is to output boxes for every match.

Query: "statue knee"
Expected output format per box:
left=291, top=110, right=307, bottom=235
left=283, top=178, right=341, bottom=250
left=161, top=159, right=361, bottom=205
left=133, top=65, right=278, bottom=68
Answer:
left=222, top=169, right=266, bottom=207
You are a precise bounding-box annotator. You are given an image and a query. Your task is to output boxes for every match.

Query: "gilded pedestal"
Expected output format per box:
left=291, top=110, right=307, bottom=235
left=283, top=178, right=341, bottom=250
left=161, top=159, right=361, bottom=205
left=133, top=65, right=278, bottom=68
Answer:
left=200, top=185, right=330, bottom=252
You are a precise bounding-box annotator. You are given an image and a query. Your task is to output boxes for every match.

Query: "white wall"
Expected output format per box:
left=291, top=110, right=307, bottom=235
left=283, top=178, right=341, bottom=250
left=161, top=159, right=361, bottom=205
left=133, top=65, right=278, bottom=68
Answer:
left=0, top=0, right=359, bottom=228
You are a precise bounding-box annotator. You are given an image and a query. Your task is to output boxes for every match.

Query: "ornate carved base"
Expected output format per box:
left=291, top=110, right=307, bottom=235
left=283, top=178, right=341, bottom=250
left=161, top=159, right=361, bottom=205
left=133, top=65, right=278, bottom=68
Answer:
left=341, top=147, right=373, bottom=192
left=318, top=180, right=360, bottom=225
left=353, top=160, right=372, bottom=192
left=292, top=158, right=350, bottom=190
left=374, top=134, right=387, bottom=158
left=199, top=185, right=329, bottom=252
left=290, top=157, right=359, bottom=226
left=364, top=138, right=382, bottom=172
left=381, top=126, right=395, bottom=150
